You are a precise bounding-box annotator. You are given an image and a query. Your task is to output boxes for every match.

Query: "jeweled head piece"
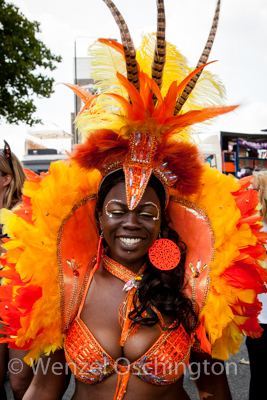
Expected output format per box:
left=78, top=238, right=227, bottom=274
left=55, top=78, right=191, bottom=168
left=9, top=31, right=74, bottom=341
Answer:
left=69, top=0, right=237, bottom=209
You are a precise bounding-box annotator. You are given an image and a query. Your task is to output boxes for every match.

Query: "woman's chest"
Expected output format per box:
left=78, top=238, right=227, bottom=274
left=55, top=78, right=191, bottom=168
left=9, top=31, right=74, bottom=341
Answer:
left=79, top=276, right=164, bottom=363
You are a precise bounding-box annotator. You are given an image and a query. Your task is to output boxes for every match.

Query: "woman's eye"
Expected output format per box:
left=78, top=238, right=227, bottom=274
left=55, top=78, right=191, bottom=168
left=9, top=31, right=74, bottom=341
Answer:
left=139, top=212, right=154, bottom=217
left=111, top=210, right=125, bottom=215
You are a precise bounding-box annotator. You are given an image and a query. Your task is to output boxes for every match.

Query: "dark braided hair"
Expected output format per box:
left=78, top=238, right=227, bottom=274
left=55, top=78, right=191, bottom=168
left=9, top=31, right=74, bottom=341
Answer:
left=95, top=169, right=197, bottom=333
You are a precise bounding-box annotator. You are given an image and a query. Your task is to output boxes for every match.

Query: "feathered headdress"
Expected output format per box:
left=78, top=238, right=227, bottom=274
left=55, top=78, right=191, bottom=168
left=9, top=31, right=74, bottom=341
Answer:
left=66, top=0, right=236, bottom=209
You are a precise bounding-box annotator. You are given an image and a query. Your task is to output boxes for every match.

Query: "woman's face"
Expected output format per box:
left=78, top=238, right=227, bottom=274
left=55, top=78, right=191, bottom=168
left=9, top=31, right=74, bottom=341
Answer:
left=99, top=181, right=161, bottom=270
left=0, top=171, right=11, bottom=196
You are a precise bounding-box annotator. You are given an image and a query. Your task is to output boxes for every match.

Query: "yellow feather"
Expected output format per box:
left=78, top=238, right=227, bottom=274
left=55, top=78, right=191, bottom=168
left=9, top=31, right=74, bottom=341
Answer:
left=191, top=70, right=226, bottom=108
left=88, top=40, right=127, bottom=97
left=136, top=33, right=189, bottom=97
left=136, top=33, right=226, bottom=115
left=76, top=102, right=125, bottom=142
left=212, top=323, right=243, bottom=360
left=0, top=209, right=14, bottom=235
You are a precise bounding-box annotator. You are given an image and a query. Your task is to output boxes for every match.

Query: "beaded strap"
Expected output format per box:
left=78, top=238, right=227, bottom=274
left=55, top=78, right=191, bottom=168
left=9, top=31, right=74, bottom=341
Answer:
left=102, top=253, right=147, bottom=282
left=102, top=253, right=147, bottom=346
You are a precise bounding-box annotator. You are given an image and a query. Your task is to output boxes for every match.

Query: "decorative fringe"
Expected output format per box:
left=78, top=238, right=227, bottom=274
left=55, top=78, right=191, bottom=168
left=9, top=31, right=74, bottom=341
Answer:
left=113, top=366, right=130, bottom=400
left=118, top=289, right=135, bottom=346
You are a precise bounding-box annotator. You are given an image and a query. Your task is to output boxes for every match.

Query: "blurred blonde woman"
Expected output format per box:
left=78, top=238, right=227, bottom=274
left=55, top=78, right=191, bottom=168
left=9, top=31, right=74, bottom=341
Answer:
left=246, top=171, right=267, bottom=400
left=0, top=141, right=32, bottom=400
left=253, top=172, right=267, bottom=230
left=0, top=141, right=26, bottom=212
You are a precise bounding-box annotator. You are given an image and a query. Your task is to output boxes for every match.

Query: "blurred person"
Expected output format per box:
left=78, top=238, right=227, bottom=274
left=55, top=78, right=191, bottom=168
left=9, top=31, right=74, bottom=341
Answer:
left=237, top=167, right=253, bottom=179
left=0, top=141, right=32, bottom=400
left=246, top=171, right=267, bottom=400
left=0, top=141, right=26, bottom=236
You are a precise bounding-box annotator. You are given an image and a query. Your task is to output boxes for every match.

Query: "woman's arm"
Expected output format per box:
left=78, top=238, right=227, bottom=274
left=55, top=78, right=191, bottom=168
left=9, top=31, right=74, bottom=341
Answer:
left=0, top=324, right=7, bottom=389
left=189, top=351, right=232, bottom=400
left=23, top=349, right=70, bottom=400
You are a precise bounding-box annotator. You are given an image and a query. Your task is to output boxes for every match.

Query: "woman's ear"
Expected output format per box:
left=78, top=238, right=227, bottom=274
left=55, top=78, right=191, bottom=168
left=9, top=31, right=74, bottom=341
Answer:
left=161, top=226, right=169, bottom=239
left=3, top=174, right=12, bottom=187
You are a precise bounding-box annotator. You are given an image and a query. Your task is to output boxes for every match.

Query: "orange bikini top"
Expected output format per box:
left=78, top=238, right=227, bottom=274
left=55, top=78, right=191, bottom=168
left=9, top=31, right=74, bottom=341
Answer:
left=64, top=256, right=191, bottom=400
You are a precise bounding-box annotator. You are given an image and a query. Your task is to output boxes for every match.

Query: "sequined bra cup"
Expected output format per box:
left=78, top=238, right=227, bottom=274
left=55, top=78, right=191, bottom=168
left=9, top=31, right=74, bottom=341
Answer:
left=64, top=261, right=191, bottom=400
left=64, top=316, right=191, bottom=382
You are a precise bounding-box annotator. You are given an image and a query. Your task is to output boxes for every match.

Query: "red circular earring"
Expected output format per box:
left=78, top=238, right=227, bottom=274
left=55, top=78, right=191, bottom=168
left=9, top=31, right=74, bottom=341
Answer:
left=148, top=239, right=181, bottom=271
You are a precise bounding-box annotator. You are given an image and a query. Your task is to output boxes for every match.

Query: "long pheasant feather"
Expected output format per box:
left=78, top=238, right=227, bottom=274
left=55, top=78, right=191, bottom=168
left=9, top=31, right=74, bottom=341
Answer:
left=151, top=0, right=166, bottom=92
left=174, top=0, right=221, bottom=115
left=102, top=0, right=140, bottom=91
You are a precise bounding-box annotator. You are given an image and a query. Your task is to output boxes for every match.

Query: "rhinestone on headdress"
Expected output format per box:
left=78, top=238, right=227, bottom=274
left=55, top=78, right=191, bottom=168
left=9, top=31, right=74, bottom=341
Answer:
left=123, top=131, right=158, bottom=210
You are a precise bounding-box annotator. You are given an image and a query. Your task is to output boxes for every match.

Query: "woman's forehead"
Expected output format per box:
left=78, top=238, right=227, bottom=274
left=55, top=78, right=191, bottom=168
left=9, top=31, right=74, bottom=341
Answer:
left=104, top=181, right=161, bottom=207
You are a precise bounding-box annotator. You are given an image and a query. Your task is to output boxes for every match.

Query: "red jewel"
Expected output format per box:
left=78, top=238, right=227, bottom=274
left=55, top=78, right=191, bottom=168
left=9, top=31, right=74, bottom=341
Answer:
left=73, top=270, right=79, bottom=276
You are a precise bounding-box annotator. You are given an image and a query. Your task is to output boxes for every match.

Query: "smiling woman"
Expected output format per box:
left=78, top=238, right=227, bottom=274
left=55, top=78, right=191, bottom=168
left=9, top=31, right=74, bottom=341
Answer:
left=97, top=172, right=162, bottom=269
left=62, top=170, right=195, bottom=399
left=100, top=183, right=161, bottom=268
left=94, top=170, right=193, bottom=333
left=0, top=1, right=267, bottom=400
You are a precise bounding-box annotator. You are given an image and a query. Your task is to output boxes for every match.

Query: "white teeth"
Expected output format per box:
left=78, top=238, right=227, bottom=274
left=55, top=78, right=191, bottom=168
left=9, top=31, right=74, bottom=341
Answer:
left=119, top=237, right=142, bottom=246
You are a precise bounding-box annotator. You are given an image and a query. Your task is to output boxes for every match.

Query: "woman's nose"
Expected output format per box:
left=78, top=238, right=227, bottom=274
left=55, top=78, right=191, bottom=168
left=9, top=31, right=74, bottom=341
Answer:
left=121, top=211, right=141, bottom=229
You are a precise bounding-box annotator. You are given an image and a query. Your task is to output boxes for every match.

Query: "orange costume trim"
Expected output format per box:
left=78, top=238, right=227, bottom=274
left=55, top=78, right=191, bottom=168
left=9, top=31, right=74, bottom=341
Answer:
left=64, top=256, right=191, bottom=400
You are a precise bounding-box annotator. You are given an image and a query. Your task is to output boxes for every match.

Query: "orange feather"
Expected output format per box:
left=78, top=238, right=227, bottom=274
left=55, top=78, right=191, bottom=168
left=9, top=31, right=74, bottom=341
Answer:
left=157, top=140, right=204, bottom=196
left=162, top=106, right=239, bottom=136
left=103, top=92, right=134, bottom=120
left=176, top=61, right=217, bottom=97
left=77, top=94, right=99, bottom=117
left=117, top=72, right=146, bottom=120
left=71, top=130, right=129, bottom=171
left=55, top=83, right=92, bottom=104
left=98, top=38, right=125, bottom=56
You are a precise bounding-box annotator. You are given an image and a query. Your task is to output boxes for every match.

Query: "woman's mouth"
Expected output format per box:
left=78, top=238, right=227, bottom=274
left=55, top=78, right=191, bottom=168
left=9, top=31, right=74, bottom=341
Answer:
left=119, top=237, right=142, bottom=246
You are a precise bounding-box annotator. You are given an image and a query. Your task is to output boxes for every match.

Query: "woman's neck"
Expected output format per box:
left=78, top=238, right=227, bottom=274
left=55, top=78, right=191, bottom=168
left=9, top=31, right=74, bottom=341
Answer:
left=105, top=249, right=147, bottom=274
left=0, top=190, right=7, bottom=209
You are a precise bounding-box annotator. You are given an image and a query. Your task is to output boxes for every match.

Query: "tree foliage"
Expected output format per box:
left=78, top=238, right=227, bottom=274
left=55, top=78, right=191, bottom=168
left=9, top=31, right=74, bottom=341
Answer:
left=0, top=0, right=62, bottom=125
